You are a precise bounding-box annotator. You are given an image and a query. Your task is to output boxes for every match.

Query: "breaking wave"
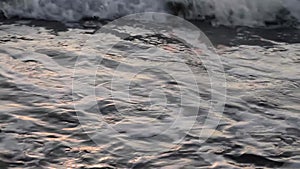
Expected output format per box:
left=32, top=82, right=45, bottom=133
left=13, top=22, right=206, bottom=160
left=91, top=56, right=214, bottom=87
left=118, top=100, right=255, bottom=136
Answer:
left=1, top=0, right=300, bottom=27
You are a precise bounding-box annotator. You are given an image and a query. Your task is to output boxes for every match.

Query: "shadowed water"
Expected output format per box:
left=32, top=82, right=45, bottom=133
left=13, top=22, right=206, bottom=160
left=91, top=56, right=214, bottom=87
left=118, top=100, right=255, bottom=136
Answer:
left=0, top=19, right=299, bottom=168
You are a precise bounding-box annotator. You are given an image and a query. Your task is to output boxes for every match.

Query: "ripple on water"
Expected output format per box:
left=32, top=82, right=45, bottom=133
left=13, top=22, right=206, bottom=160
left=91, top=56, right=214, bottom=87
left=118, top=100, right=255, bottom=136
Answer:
left=0, top=20, right=299, bottom=168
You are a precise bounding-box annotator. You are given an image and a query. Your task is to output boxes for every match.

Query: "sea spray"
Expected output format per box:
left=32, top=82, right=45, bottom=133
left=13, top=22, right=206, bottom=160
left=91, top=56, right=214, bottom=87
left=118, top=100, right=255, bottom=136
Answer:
left=1, top=0, right=299, bottom=27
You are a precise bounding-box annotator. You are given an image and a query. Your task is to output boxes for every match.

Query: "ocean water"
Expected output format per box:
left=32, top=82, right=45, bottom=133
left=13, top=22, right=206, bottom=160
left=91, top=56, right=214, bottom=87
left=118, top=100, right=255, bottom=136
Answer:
left=1, top=0, right=300, bottom=27
left=0, top=1, right=300, bottom=169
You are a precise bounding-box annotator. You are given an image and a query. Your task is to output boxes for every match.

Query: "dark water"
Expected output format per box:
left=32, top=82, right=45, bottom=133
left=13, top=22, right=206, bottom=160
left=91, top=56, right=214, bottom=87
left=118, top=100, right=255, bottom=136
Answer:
left=0, top=18, right=299, bottom=169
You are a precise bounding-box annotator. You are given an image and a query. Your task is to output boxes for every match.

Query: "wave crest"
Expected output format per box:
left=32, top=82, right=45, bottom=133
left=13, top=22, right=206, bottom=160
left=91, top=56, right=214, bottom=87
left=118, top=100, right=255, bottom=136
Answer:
left=1, top=0, right=299, bottom=27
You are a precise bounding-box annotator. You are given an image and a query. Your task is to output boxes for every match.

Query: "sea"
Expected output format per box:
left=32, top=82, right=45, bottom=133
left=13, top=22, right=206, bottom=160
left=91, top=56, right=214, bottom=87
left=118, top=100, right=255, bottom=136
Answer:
left=0, top=0, right=299, bottom=168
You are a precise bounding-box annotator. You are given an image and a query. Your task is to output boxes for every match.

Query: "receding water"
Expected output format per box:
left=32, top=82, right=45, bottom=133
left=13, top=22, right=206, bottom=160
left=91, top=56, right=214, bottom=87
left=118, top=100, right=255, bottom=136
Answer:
left=0, top=17, right=299, bottom=168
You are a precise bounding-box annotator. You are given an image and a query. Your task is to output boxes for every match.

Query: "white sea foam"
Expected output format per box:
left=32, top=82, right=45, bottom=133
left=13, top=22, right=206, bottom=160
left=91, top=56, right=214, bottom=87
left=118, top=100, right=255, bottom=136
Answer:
left=185, top=0, right=300, bottom=26
left=1, top=0, right=299, bottom=27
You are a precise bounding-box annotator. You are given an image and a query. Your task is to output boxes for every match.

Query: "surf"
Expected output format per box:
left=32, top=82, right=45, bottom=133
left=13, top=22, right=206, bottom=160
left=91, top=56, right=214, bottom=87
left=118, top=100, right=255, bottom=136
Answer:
left=1, top=0, right=299, bottom=27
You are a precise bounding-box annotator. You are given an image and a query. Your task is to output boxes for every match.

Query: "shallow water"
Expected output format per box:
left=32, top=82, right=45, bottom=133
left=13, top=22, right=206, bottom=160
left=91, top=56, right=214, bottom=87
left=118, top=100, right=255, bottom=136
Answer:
left=0, top=19, right=299, bottom=168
